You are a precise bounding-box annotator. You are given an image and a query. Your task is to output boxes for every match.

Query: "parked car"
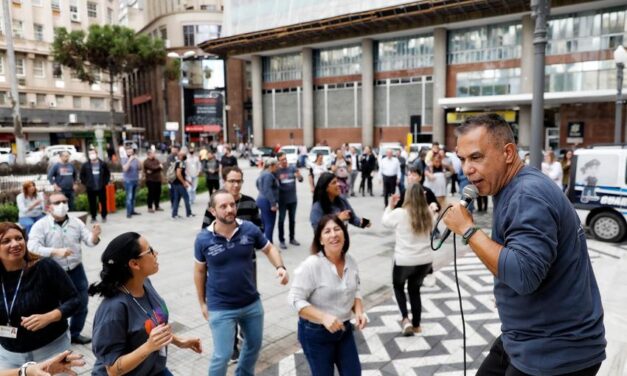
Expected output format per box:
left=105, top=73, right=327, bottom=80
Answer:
left=568, top=145, right=627, bottom=242
left=308, top=146, right=333, bottom=168
left=279, top=145, right=300, bottom=166
left=45, top=145, right=86, bottom=164
left=408, top=143, right=432, bottom=163
left=25, top=150, right=46, bottom=165
left=0, top=147, right=14, bottom=168
left=249, top=146, right=274, bottom=166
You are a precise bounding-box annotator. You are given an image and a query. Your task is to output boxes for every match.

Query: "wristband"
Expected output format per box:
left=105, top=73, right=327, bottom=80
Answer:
left=462, top=226, right=480, bottom=245
left=19, top=362, right=36, bottom=376
left=276, top=265, right=287, bottom=271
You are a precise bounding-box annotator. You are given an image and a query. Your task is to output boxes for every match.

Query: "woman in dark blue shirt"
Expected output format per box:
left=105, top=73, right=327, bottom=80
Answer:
left=310, top=173, right=370, bottom=230
left=89, top=232, right=202, bottom=376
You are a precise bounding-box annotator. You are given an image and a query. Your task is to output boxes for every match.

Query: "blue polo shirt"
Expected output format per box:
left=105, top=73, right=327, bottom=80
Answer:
left=194, top=219, right=269, bottom=311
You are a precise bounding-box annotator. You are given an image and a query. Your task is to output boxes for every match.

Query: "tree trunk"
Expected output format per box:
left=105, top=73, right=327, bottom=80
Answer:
left=109, top=67, right=119, bottom=153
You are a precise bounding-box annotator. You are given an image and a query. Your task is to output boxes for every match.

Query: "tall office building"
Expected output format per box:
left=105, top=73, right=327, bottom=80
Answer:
left=202, top=0, right=627, bottom=150
left=122, top=0, right=226, bottom=145
left=0, top=0, right=125, bottom=151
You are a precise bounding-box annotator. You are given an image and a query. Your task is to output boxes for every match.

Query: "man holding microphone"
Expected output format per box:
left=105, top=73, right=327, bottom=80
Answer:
left=443, top=114, right=605, bottom=376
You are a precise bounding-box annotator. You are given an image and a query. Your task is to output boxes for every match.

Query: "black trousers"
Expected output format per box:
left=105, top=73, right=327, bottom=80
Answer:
left=278, top=201, right=297, bottom=242
left=382, top=175, right=397, bottom=206
left=86, top=189, right=107, bottom=219
left=359, top=173, right=373, bottom=194
left=146, top=181, right=162, bottom=209
left=477, top=336, right=602, bottom=376
left=392, top=263, right=431, bottom=327
left=207, top=178, right=220, bottom=196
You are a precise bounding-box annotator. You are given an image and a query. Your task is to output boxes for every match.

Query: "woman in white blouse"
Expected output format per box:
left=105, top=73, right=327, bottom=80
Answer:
left=382, top=184, right=434, bottom=336
left=288, top=214, right=367, bottom=376
left=16, top=180, right=45, bottom=235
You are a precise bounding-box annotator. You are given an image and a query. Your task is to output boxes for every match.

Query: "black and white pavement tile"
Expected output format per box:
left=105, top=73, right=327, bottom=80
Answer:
left=259, top=243, right=613, bottom=376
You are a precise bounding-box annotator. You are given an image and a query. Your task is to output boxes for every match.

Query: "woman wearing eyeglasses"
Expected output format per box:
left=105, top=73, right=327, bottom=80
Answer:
left=89, top=232, right=202, bottom=376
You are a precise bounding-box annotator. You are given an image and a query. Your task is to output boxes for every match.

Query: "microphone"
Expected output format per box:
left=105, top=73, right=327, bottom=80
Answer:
left=436, top=185, right=478, bottom=248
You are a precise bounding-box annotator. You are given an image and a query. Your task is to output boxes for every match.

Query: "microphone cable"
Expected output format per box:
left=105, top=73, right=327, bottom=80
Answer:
left=431, top=205, right=467, bottom=376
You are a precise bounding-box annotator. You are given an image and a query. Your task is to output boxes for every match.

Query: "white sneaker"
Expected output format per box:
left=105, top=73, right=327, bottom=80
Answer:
left=401, top=319, right=414, bottom=337
left=423, top=274, right=436, bottom=287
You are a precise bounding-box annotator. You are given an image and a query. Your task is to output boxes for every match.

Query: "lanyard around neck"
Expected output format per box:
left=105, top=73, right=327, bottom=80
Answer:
left=1, top=269, right=25, bottom=326
left=121, top=285, right=159, bottom=327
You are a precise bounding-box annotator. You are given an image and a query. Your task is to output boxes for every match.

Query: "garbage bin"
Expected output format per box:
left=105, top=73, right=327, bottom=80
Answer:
left=105, top=183, right=116, bottom=213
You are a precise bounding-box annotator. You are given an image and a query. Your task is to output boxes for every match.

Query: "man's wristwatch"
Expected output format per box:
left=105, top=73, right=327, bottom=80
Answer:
left=462, top=226, right=480, bottom=245
left=276, top=265, right=287, bottom=272
left=19, top=361, right=36, bottom=376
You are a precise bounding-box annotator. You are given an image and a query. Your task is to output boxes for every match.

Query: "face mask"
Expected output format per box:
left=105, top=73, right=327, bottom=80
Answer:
left=52, top=203, right=69, bottom=218
left=89, top=152, right=97, bottom=160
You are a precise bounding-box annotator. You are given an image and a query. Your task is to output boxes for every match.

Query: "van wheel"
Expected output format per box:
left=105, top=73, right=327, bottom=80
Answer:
left=590, top=211, right=626, bottom=242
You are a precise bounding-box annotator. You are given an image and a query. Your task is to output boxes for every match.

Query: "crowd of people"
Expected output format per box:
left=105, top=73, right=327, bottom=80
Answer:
left=1, top=114, right=608, bottom=375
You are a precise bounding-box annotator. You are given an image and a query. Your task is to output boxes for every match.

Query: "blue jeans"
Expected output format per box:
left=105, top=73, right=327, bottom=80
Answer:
left=0, top=332, right=70, bottom=368
left=171, top=184, right=191, bottom=217
left=18, top=214, right=45, bottom=235
left=298, top=319, right=361, bottom=376
left=278, top=201, right=297, bottom=242
left=124, top=180, right=138, bottom=216
left=208, top=299, right=264, bottom=376
left=67, top=264, right=88, bottom=339
left=256, top=197, right=276, bottom=243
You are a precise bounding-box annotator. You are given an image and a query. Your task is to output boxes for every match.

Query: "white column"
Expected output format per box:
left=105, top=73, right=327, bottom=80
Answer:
left=251, top=55, right=264, bottom=147
left=302, top=48, right=314, bottom=146
left=361, top=38, right=374, bottom=146
left=432, top=28, right=447, bottom=144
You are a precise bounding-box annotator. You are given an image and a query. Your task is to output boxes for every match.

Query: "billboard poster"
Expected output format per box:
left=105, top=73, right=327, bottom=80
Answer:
left=184, top=89, right=223, bottom=134
left=570, top=153, right=625, bottom=209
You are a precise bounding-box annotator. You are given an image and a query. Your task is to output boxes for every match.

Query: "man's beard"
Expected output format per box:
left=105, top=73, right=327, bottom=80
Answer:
left=217, top=214, right=236, bottom=225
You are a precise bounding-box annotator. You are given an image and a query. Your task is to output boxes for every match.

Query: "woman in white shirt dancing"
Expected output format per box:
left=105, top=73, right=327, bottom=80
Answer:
left=382, top=184, right=434, bottom=336
left=288, top=215, right=367, bottom=376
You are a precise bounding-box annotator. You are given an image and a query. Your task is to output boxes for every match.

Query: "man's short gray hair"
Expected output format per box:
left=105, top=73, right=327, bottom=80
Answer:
left=456, top=113, right=515, bottom=146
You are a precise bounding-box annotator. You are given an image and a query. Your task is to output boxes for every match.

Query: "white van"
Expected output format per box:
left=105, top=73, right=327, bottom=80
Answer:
left=568, top=145, right=627, bottom=242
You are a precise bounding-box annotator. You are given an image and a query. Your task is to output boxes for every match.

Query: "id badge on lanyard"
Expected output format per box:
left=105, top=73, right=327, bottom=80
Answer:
left=0, top=269, right=24, bottom=339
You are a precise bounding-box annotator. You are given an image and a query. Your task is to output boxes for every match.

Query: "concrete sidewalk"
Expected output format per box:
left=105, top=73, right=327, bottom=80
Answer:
left=65, top=163, right=626, bottom=375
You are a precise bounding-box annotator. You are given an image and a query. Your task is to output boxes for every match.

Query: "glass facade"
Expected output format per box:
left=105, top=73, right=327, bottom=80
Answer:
left=376, top=35, right=433, bottom=71
left=314, top=45, right=361, bottom=77
left=456, top=68, right=521, bottom=97
left=262, top=53, right=302, bottom=82
left=448, top=23, right=521, bottom=64
left=183, top=24, right=221, bottom=46
left=547, top=7, right=627, bottom=55
left=545, top=60, right=627, bottom=92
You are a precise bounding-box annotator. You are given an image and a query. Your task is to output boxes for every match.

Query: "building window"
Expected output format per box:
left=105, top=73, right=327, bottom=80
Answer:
left=448, top=22, right=522, bottom=64
left=70, top=0, right=79, bottom=19
left=456, top=68, right=521, bottom=96
left=93, top=68, right=101, bottom=82
left=73, top=96, right=81, bottom=108
left=90, top=97, right=104, bottom=109
left=51, top=0, right=60, bottom=11
left=183, top=25, right=194, bottom=46
left=0, top=92, right=6, bottom=105
left=183, top=24, right=220, bottom=46
left=19, top=93, right=27, bottom=106
left=34, top=59, right=45, bottom=78
left=113, top=99, right=120, bottom=111
left=546, top=60, right=627, bottom=92
left=159, top=26, right=167, bottom=40
left=55, top=95, right=64, bottom=106
left=53, top=62, right=62, bottom=79
left=0, top=56, right=4, bottom=75
left=36, top=93, right=46, bottom=106
left=87, top=2, right=98, bottom=18
left=376, top=35, right=434, bottom=72
left=547, top=7, right=627, bottom=55
left=314, top=45, right=362, bottom=77
left=12, top=20, right=24, bottom=39
left=34, top=23, right=44, bottom=41
left=107, top=8, right=113, bottom=24
left=15, top=58, right=25, bottom=76
left=262, top=53, right=302, bottom=82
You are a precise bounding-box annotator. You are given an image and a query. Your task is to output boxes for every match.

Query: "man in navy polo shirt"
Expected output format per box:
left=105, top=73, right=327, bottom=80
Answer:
left=194, top=189, right=289, bottom=376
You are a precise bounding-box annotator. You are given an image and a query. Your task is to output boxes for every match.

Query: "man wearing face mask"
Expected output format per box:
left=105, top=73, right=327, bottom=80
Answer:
left=79, top=148, right=111, bottom=223
left=121, top=146, right=141, bottom=218
left=28, top=192, right=102, bottom=345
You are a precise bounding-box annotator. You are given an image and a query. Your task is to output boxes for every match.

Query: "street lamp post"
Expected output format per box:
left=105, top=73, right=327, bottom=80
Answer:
left=614, top=45, right=627, bottom=144
left=530, top=0, right=550, bottom=169
left=167, top=51, right=196, bottom=148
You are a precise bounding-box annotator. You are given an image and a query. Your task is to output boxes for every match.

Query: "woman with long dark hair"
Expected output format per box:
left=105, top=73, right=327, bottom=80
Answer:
left=16, top=181, right=45, bottom=235
left=89, top=232, right=202, bottom=376
left=288, top=215, right=367, bottom=376
left=310, top=172, right=370, bottom=230
left=0, top=222, right=79, bottom=369
left=382, top=184, right=434, bottom=336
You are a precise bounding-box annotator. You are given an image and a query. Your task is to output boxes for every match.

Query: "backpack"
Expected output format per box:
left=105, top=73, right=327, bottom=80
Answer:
left=166, top=162, right=177, bottom=183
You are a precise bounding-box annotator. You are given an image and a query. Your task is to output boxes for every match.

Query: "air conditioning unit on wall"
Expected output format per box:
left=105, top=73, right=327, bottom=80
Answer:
left=70, top=13, right=80, bottom=22
left=49, top=101, right=57, bottom=108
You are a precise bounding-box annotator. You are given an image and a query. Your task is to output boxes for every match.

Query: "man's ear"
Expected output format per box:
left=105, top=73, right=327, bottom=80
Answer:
left=209, top=206, right=217, bottom=217
left=503, top=143, right=517, bottom=164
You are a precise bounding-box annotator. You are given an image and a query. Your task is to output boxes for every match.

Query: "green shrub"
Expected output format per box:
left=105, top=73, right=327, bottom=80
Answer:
left=74, top=193, right=89, bottom=212
left=0, top=203, right=18, bottom=222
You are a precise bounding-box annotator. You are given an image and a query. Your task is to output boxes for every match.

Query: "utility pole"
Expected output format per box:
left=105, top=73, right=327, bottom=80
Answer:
left=530, top=0, right=550, bottom=169
left=1, top=0, right=26, bottom=164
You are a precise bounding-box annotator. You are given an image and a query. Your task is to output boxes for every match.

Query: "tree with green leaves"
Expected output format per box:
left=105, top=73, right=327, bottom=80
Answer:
left=52, top=24, right=167, bottom=151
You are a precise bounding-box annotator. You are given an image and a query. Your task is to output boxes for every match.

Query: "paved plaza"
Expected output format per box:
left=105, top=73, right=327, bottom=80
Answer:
left=65, top=162, right=627, bottom=375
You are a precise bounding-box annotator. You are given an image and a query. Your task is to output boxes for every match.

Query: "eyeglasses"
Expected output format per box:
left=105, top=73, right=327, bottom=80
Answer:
left=50, top=200, right=68, bottom=205
left=137, top=246, right=156, bottom=258
left=226, top=179, right=243, bottom=185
